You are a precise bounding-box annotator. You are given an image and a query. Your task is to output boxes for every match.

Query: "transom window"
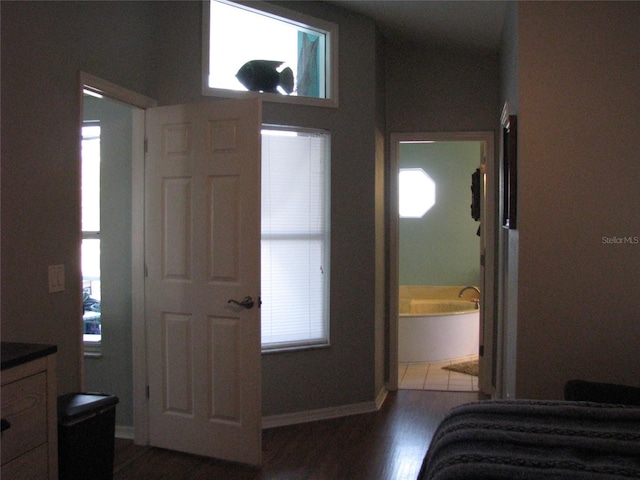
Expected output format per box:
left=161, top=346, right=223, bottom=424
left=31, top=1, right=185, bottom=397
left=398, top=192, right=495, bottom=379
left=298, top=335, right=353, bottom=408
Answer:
left=261, top=127, right=331, bottom=350
left=203, top=0, right=338, bottom=107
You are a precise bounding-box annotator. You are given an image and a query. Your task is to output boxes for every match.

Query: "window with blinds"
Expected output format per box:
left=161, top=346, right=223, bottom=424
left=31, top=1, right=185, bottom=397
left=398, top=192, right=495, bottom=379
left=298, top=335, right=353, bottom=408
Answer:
left=261, top=128, right=330, bottom=351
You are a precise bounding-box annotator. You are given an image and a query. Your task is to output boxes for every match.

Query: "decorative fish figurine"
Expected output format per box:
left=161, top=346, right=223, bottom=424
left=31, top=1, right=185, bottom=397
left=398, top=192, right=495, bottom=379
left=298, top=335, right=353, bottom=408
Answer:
left=236, top=60, right=294, bottom=94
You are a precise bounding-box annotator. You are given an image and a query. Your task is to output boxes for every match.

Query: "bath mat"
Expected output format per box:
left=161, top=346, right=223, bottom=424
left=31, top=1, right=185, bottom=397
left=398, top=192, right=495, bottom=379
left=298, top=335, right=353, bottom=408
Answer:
left=442, top=359, right=478, bottom=377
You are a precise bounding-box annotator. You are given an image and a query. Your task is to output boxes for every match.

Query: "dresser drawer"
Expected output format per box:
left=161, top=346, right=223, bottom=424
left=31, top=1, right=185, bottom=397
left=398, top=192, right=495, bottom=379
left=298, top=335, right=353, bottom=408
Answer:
left=1, top=443, right=48, bottom=480
left=1, top=371, right=48, bottom=465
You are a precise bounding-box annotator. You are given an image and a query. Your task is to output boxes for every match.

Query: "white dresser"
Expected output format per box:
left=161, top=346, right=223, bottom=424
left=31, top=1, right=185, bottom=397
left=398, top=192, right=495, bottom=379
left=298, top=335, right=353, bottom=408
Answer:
left=1, top=342, right=58, bottom=480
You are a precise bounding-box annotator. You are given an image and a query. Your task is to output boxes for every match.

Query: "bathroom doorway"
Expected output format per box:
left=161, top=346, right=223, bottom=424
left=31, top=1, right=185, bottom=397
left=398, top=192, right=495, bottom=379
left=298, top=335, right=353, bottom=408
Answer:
left=398, top=140, right=481, bottom=392
left=81, top=92, right=140, bottom=431
left=389, top=132, right=497, bottom=395
left=80, top=73, right=156, bottom=438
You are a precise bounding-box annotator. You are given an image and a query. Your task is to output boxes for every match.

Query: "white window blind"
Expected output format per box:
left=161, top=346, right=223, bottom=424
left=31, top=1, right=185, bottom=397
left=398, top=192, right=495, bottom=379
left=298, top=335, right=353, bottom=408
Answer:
left=261, top=128, right=330, bottom=350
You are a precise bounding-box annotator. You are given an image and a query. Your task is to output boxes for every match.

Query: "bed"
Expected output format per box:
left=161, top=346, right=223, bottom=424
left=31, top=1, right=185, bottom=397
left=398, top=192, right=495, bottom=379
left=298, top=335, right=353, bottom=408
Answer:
left=418, top=396, right=640, bottom=479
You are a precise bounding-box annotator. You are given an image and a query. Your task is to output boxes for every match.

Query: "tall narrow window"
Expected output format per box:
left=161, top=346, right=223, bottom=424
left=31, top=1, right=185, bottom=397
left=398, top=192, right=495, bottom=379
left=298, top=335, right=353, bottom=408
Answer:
left=261, top=128, right=330, bottom=350
left=204, top=0, right=338, bottom=106
left=81, top=123, right=102, bottom=344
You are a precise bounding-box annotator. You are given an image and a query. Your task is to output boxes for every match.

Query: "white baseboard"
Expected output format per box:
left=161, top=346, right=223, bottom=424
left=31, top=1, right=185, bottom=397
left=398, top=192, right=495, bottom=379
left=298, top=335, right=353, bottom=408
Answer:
left=115, top=425, right=135, bottom=440
left=262, top=388, right=389, bottom=429
left=375, top=386, right=389, bottom=410
left=117, top=389, right=390, bottom=434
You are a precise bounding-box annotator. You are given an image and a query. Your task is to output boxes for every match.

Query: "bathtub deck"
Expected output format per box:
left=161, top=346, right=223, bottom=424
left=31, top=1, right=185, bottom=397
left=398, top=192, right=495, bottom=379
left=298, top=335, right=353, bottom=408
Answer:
left=399, top=355, right=479, bottom=392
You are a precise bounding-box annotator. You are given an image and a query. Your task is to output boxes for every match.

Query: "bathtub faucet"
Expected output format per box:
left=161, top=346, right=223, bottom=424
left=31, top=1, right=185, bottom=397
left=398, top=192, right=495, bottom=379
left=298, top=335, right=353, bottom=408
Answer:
left=458, top=286, right=480, bottom=309
left=458, top=286, right=480, bottom=297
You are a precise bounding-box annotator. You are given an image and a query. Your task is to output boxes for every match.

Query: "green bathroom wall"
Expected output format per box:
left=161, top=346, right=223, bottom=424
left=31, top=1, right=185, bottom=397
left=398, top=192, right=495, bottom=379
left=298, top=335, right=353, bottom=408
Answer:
left=399, top=141, right=481, bottom=286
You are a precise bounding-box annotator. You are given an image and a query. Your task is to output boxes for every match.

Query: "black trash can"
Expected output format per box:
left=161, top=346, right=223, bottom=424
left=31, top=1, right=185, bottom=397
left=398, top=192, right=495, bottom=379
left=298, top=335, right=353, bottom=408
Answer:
left=58, top=392, right=119, bottom=480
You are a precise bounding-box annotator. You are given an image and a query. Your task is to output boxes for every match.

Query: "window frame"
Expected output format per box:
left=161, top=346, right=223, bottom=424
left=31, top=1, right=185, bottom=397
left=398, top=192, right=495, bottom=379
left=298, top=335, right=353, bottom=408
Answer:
left=202, top=0, right=339, bottom=108
left=260, top=125, right=331, bottom=352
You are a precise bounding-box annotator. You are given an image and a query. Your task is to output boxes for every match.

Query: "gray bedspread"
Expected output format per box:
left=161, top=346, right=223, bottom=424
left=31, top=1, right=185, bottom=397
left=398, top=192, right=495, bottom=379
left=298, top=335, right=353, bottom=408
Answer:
left=418, top=400, right=640, bottom=479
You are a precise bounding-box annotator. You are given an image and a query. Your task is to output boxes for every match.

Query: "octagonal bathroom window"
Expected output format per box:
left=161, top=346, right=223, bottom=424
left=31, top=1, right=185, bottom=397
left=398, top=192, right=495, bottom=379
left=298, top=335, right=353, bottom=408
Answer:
left=399, top=168, right=436, bottom=218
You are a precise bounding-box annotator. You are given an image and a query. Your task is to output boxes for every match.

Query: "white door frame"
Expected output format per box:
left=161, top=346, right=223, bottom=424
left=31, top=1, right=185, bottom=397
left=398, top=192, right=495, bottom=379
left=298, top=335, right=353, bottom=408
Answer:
left=388, top=131, right=500, bottom=396
left=79, top=73, right=156, bottom=444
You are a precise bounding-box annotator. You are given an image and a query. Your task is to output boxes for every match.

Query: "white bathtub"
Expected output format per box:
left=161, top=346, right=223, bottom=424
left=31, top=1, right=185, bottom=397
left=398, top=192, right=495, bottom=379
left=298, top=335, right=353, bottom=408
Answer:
left=399, top=286, right=479, bottom=363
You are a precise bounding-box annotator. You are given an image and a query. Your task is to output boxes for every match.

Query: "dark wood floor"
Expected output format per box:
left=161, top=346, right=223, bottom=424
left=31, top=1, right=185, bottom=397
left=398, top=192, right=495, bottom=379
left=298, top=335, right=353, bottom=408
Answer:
left=113, top=390, right=478, bottom=480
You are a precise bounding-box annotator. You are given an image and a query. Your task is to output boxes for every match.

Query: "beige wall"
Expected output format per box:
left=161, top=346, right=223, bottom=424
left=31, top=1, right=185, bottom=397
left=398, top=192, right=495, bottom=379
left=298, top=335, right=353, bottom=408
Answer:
left=516, top=1, right=640, bottom=398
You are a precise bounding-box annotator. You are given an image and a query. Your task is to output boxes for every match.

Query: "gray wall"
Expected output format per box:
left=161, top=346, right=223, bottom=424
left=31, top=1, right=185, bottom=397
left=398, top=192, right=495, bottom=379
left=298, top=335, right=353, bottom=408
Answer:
left=514, top=1, right=640, bottom=399
left=399, top=142, right=481, bottom=286
left=1, top=1, right=385, bottom=420
left=259, top=1, right=383, bottom=415
left=1, top=0, right=156, bottom=395
left=498, top=0, right=519, bottom=399
left=8, top=0, right=632, bottom=427
left=386, top=41, right=499, bottom=133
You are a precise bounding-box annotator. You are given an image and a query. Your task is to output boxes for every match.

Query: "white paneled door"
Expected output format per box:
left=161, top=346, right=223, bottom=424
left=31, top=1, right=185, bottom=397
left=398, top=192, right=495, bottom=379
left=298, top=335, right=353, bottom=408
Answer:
left=144, top=99, right=262, bottom=465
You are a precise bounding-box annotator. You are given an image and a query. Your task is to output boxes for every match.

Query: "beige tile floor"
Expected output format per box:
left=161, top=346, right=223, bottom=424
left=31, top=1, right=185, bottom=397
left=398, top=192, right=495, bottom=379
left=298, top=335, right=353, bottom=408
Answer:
left=398, top=355, right=479, bottom=392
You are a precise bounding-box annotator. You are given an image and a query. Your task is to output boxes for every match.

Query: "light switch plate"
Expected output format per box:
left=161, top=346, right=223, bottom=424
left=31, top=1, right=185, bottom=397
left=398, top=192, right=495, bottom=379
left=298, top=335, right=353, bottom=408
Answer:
left=48, top=264, right=65, bottom=293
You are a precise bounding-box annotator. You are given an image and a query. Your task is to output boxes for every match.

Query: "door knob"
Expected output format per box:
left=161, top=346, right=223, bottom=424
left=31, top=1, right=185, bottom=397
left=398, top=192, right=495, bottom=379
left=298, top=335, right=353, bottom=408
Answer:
left=227, top=296, right=255, bottom=309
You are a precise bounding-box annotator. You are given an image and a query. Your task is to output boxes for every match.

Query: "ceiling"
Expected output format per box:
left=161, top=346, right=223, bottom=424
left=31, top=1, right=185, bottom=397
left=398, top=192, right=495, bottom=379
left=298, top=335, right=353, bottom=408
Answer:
left=326, top=1, right=508, bottom=52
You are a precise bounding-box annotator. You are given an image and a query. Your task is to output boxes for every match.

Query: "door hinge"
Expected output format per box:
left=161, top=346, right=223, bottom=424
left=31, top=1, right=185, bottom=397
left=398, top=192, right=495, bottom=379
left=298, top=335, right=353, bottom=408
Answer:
left=144, top=138, right=149, bottom=154
left=480, top=253, right=485, bottom=266
left=146, top=385, right=150, bottom=399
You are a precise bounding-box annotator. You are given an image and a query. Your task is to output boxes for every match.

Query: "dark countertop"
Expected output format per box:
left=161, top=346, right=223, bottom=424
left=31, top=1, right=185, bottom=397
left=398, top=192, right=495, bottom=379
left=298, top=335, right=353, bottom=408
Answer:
left=1, top=342, right=57, bottom=370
